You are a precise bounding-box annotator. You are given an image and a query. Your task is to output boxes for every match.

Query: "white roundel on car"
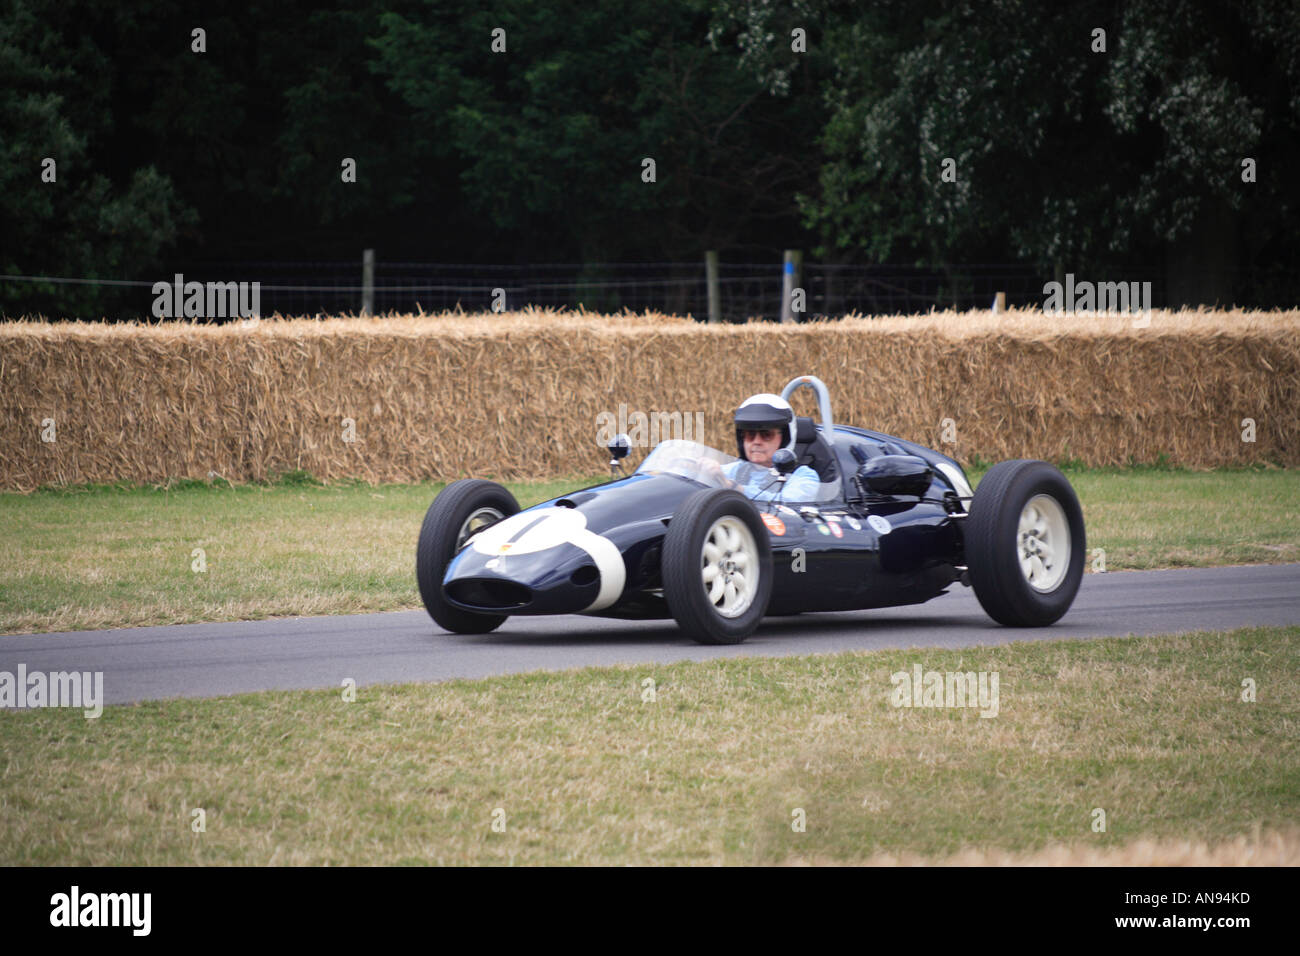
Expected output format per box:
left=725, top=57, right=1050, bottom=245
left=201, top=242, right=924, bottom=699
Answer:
left=471, top=507, right=588, bottom=556
left=468, top=507, right=626, bottom=611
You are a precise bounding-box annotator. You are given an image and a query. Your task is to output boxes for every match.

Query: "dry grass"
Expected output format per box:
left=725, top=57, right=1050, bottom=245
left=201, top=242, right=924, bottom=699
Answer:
left=0, top=475, right=599, bottom=635
left=5, top=304, right=1296, bottom=337
left=791, top=828, right=1300, bottom=866
left=0, top=306, right=692, bottom=341
left=1, top=626, right=1294, bottom=865
left=2, top=306, right=1297, bottom=490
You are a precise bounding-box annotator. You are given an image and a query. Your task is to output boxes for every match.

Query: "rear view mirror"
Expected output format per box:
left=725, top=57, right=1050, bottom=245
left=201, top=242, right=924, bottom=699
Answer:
left=606, top=432, right=632, bottom=477
left=607, top=433, right=631, bottom=460
left=857, top=454, right=933, bottom=497
left=771, top=448, right=798, bottom=475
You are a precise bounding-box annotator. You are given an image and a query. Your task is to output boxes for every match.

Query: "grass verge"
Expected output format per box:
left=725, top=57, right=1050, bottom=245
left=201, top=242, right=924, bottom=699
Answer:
left=1, top=466, right=1297, bottom=635
left=1, top=626, right=1295, bottom=865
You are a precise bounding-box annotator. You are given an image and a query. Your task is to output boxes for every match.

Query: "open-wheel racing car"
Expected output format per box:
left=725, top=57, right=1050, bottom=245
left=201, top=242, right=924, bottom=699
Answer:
left=416, top=375, right=1086, bottom=644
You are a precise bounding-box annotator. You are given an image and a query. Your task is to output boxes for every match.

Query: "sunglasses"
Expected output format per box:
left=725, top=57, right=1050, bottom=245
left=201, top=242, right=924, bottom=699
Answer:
left=740, top=429, right=779, bottom=441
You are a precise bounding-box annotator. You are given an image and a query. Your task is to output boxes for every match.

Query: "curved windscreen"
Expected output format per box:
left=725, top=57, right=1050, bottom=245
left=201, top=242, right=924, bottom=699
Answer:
left=634, top=439, right=842, bottom=504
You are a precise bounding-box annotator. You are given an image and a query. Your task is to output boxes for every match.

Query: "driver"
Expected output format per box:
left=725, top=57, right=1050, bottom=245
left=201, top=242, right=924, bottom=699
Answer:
left=704, top=393, right=820, bottom=502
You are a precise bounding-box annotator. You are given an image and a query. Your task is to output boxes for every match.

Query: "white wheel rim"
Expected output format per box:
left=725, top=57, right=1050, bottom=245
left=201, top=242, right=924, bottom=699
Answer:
left=700, top=516, right=759, bottom=618
left=457, top=507, right=504, bottom=549
left=1017, top=494, right=1070, bottom=592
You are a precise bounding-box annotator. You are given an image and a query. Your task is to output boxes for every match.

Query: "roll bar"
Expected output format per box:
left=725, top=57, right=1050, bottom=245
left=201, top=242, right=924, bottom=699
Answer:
left=779, top=375, right=836, bottom=449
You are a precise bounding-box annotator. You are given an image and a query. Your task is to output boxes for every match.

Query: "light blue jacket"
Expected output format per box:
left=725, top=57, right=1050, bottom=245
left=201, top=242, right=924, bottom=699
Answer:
left=724, top=460, right=820, bottom=502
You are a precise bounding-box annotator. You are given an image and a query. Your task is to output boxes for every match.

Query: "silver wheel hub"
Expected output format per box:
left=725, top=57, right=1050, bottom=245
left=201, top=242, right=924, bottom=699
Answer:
left=1017, top=494, right=1070, bottom=593
left=457, top=507, right=505, bottom=550
left=700, top=516, right=759, bottom=618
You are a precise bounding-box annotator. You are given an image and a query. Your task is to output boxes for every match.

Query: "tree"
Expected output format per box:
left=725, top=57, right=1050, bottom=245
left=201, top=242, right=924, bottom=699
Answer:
left=0, top=0, right=192, bottom=318
left=369, top=0, right=821, bottom=261
left=719, top=0, right=1300, bottom=305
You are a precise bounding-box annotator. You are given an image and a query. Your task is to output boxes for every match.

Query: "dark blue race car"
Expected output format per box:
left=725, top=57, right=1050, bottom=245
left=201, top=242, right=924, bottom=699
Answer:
left=416, top=376, right=1086, bottom=644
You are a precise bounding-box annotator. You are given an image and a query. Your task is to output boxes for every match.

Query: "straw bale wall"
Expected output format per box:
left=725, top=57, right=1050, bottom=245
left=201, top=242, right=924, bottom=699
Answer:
left=1, top=308, right=1295, bottom=490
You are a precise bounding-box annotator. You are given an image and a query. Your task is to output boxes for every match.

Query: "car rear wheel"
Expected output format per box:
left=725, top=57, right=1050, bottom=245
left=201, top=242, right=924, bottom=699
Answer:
left=965, top=460, right=1085, bottom=626
left=416, top=479, right=520, bottom=634
left=662, top=489, right=774, bottom=644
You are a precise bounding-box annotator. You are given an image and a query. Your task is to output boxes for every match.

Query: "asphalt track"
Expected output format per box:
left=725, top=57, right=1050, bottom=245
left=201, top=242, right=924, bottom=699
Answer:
left=1, top=564, right=1297, bottom=706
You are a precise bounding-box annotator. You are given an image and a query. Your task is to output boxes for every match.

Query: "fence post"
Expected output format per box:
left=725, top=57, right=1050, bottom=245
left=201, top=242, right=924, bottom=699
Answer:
left=993, top=291, right=1006, bottom=313
left=361, top=249, right=375, bottom=316
left=705, top=250, right=721, bottom=323
left=781, top=249, right=802, bottom=324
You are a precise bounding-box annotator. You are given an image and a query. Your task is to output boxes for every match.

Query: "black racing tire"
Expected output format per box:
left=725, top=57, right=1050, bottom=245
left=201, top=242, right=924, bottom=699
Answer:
left=416, top=479, right=520, bottom=634
left=965, top=460, right=1085, bottom=626
left=662, top=489, right=774, bottom=645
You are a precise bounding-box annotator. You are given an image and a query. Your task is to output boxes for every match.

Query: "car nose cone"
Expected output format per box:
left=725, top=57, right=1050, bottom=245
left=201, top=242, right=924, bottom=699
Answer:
left=443, top=507, right=627, bottom=614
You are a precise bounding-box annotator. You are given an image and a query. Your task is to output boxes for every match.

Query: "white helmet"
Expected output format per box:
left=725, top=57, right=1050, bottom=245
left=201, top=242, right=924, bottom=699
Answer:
left=733, top=393, right=795, bottom=459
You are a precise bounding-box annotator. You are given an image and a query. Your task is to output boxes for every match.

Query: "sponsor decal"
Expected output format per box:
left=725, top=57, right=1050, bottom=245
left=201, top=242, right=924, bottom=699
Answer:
left=817, top=523, right=830, bottom=535
left=828, top=522, right=843, bottom=538
left=761, top=512, right=786, bottom=536
left=846, top=517, right=862, bottom=531
left=485, top=558, right=501, bottom=570
left=868, top=515, right=891, bottom=535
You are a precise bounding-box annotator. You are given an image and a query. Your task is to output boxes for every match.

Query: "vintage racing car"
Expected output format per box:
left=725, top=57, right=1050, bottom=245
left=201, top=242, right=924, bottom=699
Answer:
left=416, top=376, right=1086, bottom=644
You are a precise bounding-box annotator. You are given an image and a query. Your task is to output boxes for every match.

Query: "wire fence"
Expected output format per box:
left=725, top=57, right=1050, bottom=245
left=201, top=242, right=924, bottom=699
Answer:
left=0, top=257, right=1237, bottom=321
left=180, top=260, right=1095, bottom=318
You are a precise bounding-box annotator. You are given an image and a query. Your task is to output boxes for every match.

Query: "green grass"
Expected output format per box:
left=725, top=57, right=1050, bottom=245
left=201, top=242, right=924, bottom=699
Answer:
left=1, top=466, right=1297, bottom=635
left=0, top=473, right=606, bottom=635
left=1, top=627, right=1295, bottom=865
left=1052, top=465, right=1300, bottom=569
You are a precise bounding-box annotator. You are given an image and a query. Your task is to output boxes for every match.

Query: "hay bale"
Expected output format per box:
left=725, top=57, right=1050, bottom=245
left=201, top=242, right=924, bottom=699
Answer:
left=1, top=307, right=1296, bottom=489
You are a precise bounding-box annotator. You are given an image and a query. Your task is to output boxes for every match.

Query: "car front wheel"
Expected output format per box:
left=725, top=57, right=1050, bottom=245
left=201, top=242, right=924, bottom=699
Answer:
left=965, top=460, right=1086, bottom=626
left=662, top=489, right=774, bottom=644
left=416, top=479, right=520, bottom=634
